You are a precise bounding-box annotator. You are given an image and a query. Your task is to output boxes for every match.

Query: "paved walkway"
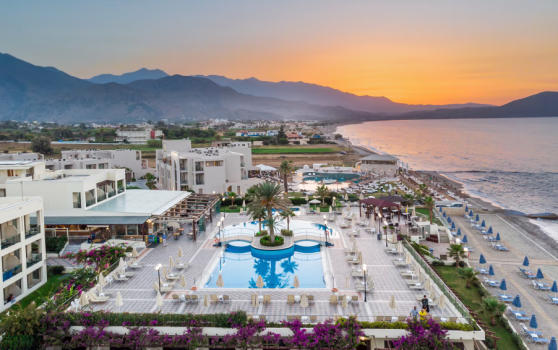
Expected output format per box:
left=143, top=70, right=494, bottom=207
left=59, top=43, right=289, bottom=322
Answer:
left=87, top=208, right=457, bottom=323
left=455, top=214, right=558, bottom=347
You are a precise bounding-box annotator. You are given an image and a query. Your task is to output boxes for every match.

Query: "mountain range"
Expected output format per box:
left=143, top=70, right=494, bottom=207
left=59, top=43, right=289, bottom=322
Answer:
left=1, top=52, right=557, bottom=123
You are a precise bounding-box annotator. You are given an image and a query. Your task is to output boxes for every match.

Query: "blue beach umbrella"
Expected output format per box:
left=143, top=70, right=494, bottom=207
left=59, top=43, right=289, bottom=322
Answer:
left=512, top=295, right=522, bottom=311
left=500, top=279, right=507, bottom=291
left=536, top=268, right=544, bottom=280
left=549, top=337, right=557, bottom=350
left=523, top=256, right=529, bottom=267
left=481, top=220, right=486, bottom=228
left=487, top=227, right=493, bottom=234
left=475, top=214, right=480, bottom=222
left=443, top=212, right=447, bottom=218
left=529, top=314, right=538, bottom=329
left=495, top=232, right=501, bottom=241
left=489, top=265, right=495, bottom=276
left=462, top=235, right=468, bottom=244
left=479, top=254, right=487, bottom=266
left=451, top=222, right=456, bottom=229
left=551, top=281, right=557, bottom=298
left=439, top=206, right=443, bottom=212
left=465, top=206, right=468, bottom=212
left=457, top=228, right=462, bottom=236
left=469, top=210, right=473, bottom=217
left=448, top=216, right=452, bottom=223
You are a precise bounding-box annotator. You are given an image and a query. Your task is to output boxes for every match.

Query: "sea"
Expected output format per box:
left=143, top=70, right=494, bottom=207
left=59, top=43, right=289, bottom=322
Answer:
left=336, top=117, right=558, bottom=237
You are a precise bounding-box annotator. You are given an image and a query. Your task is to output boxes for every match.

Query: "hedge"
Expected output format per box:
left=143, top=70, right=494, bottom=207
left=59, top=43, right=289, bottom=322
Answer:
left=260, top=235, right=284, bottom=247
left=45, top=236, right=68, bottom=254
left=47, top=265, right=65, bottom=276
left=281, top=229, right=293, bottom=236
left=255, top=230, right=268, bottom=237
left=335, top=318, right=474, bottom=332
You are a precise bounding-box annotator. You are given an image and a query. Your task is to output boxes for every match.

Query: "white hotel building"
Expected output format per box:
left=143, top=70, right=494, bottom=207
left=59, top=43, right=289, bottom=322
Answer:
left=156, top=139, right=263, bottom=194
left=0, top=196, right=46, bottom=312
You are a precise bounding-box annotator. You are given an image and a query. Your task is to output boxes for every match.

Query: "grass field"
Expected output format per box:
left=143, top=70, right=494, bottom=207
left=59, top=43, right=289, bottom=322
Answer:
left=415, top=208, right=443, bottom=225
left=434, top=266, right=520, bottom=350
left=252, top=147, right=342, bottom=154
left=13, top=274, right=64, bottom=310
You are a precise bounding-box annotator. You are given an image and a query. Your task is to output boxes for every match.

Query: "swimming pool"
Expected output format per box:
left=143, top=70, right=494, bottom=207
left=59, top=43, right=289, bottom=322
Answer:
left=219, top=219, right=334, bottom=238
left=302, top=172, right=361, bottom=183
left=205, top=241, right=326, bottom=289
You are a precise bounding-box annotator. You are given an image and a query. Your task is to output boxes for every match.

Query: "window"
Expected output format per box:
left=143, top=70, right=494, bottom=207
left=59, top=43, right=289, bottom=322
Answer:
left=73, top=192, right=81, bottom=208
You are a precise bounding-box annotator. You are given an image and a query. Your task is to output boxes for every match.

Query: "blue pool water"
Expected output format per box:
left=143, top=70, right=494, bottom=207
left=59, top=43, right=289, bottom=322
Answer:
left=205, top=241, right=325, bottom=288
left=302, top=172, right=361, bottom=182
left=220, top=219, right=334, bottom=237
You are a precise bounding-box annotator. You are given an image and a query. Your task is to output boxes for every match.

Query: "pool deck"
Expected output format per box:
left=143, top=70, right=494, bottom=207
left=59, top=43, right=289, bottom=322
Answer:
left=87, top=207, right=459, bottom=322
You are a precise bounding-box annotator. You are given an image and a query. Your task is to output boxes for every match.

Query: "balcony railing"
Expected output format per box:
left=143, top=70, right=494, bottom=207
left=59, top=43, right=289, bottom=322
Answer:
left=73, top=201, right=81, bottom=209
left=97, top=193, right=107, bottom=202
left=241, top=163, right=246, bottom=167
left=1, top=235, right=21, bottom=250
left=25, top=226, right=41, bottom=239
left=107, top=190, right=116, bottom=198
left=27, top=253, right=42, bottom=268
left=86, top=198, right=96, bottom=207
left=180, top=167, right=188, bottom=171
left=3, top=265, right=22, bottom=282
left=196, top=181, right=205, bottom=185
left=195, top=165, right=204, bottom=172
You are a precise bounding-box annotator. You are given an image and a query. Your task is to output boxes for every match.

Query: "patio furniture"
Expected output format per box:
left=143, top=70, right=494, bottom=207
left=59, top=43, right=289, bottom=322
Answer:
left=288, top=295, right=295, bottom=305
left=263, top=295, right=271, bottom=304
left=223, top=295, right=230, bottom=303
left=184, top=295, right=192, bottom=303
left=310, top=315, right=318, bottom=323
left=512, top=312, right=531, bottom=321
left=307, top=295, right=314, bottom=305
left=527, top=334, right=550, bottom=345
left=547, top=294, right=558, bottom=305
left=330, top=295, right=339, bottom=305
left=172, top=294, right=180, bottom=303
left=532, top=281, right=551, bottom=291
left=128, top=263, right=144, bottom=268
left=210, top=294, right=219, bottom=304
left=519, top=323, right=543, bottom=337
left=114, top=275, right=129, bottom=282
left=153, top=282, right=172, bottom=293
left=191, top=295, right=199, bottom=303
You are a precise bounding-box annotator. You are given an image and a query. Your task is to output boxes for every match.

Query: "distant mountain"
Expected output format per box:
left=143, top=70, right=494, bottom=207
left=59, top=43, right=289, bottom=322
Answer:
left=0, top=52, right=91, bottom=115
left=88, top=68, right=169, bottom=84
left=197, top=75, right=493, bottom=115
left=393, top=92, right=558, bottom=120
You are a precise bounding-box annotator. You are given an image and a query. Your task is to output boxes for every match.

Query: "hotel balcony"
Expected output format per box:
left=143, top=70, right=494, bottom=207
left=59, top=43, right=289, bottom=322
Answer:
left=180, top=167, right=188, bottom=172
left=97, top=193, right=107, bottom=202
left=1, top=235, right=21, bottom=250
left=3, top=265, right=22, bottom=282
left=241, top=162, right=246, bottom=167
left=107, top=190, right=116, bottom=198
left=25, top=226, right=41, bottom=240
left=26, top=253, right=42, bottom=269
left=86, top=198, right=96, bottom=207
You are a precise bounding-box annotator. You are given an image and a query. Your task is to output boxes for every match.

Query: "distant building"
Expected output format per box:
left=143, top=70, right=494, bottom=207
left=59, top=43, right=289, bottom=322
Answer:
left=0, top=153, right=44, bottom=162
left=0, top=196, right=47, bottom=312
left=115, top=128, right=163, bottom=144
left=358, top=154, right=399, bottom=177
left=156, top=139, right=263, bottom=194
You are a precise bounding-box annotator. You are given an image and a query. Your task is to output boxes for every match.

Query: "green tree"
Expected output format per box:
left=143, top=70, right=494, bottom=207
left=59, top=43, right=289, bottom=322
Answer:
left=419, top=184, right=429, bottom=197
left=457, top=267, right=479, bottom=288
left=227, top=192, right=237, bottom=209
left=278, top=160, right=295, bottom=194
left=424, top=196, right=435, bottom=223
left=447, top=244, right=467, bottom=268
left=315, top=185, right=330, bottom=207
left=402, top=193, right=415, bottom=207
left=276, top=124, right=287, bottom=139
left=30, top=136, right=52, bottom=154
left=479, top=297, right=507, bottom=326
left=280, top=209, right=295, bottom=231
left=145, top=173, right=157, bottom=189
left=246, top=182, right=292, bottom=243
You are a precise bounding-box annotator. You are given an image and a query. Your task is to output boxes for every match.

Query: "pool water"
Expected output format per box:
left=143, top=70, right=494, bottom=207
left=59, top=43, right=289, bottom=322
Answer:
left=205, top=241, right=326, bottom=288
left=302, top=172, right=361, bottom=183
left=220, top=219, right=334, bottom=237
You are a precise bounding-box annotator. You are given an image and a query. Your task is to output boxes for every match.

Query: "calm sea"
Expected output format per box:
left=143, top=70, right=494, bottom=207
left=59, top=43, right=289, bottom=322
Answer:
left=337, top=117, right=558, bottom=216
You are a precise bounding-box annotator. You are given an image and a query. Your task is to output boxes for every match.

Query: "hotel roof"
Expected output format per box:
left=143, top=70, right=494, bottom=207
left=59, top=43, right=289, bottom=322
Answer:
left=87, top=190, right=190, bottom=216
left=360, top=154, right=398, bottom=161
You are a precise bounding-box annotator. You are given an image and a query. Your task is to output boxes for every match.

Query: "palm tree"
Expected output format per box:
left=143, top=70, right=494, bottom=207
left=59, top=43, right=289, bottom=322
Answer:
left=279, top=210, right=295, bottom=231
left=278, top=160, right=294, bottom=194
left=227, top=192, right=237, bottom=209
left=246, top=182, right=292, bottom=243
left=458, top=267, right=479, bottom=288
left=447, top=244, right=467, bottom=268
left=402, top=193, right=415, bottom=207
left=424, top=196, right=435, bottom=223
left=479, top=297, right=507, bottom=326
left=315, top=185, right=330, bottom=207
left=419, top=184, right=429, bottom=197
left=251, top=208, right=267, bottom=233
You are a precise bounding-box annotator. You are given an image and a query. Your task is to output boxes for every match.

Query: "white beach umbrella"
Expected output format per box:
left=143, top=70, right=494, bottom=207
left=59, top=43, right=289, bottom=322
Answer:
left=397, top=241, right=403, bottom=255
left=180, top=274, right=187, bottom=289
left=132, top=247, right=138, bottom=259
left=216, top=272, right=225, bottom=288
left=118, top=257, right=125, bottom=270
left=256, top=275, right=265, bottom=295
left=293, top=275, right=300, bottom=289
left=329, top=206, right=333, bottom=213
left=356, top=251, right=363, bottom=264
left=439, top=295, right=447, bottom=316
left=405, top=252, right=412, bottom=265
left=341, top=211, right=346, bottom=219
left=169, top=256, right=175, bottom=272
left=242, top=200, right=246, bottom=208
left=351, top=241, right=357, bottom=252
left=344, top=193, right=348, bottom=201
left=162, top=265, right=168, bottom=277
left=98, top=272, right=106, bottom=287
left=156, top=291, right=164, bottom=309
left=352, top=217, right=357, bottom=227
left=178, top=247, right=183, bottom=258
left=115, top=291, right=123, bottom=311
left=429, top=283, right=437, bottom=298
left=412, top=207, right=416, bottom=217
left=203, top=294, right=210, bottom=308
left=251, top=294, right=260, bottom=309
left=350, top=234, right=355, bottom=243
left=345, top=275, right=350, bottom=289
left=424, top=278, right=431, bottom=293
left=79, top=291, right=89, bottom=308
left=391, top=234, right=398, bottom=244
left=414, top=265, right=421, bottom=279
left=341, top=295, right=349, bottom=315
left=389, top=295, right=397, bottom=317
left=359, top=193, right=364, bottom=200
left=300, top=294, right=309, bottom=315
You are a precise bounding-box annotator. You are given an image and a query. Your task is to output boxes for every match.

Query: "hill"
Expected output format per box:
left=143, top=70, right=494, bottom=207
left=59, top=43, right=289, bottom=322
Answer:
left=88, top=68, right=169, bottom=84
left=197, top=75, right=492, bottom=115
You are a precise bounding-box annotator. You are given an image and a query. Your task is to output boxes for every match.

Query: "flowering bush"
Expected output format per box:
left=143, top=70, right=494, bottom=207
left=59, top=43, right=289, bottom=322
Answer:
left=63, top=243, right=127, bottom=273
left=393, top=318, right=456, bottom=350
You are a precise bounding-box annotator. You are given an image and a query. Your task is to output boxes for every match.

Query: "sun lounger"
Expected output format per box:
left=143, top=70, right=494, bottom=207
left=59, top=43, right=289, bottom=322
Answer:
left=351, top=296, right=359, bottom=303
left=483, top=278, right=500, bottom=288
left=527, top=334, right=550, bottom=345
left=210, top=294, right=219, bottom=304
left=512, top=312, right=531, bottom=321
left=172, top=294, right=180, bottom=303
left=263, top=295, right=271, bottom=304
left=532, top=281, right=551, bottom=291
left=191, top=295, right=199, bottom=303
left=310, top=315, right=318, bottom=323
left=401, top=270, right=415, bottom=278
left=287, top=295, right=295, bottom=305
left=408, top=283, right=424, bottom=290
left=175, top=263, right=189, bottom=269
left=330, top=295, right=339, bottom=305
left=547, top=294, right=558, bottom=305
left=448, top=317, right=458, bottom=322
left=259, top=315, right=266, bottom=321
left=356, top=283, right=373, bottom=291
left=519, top=323, right=543, bottom=337
left=307, top=295, right=314, bottom=305
left=153, top=282, right=172, bottom=293
left=223, top=295, right=230, bottom=303
left=128, top=262, right=144, bottom=268
left=114, top=275, right=129, bottom=282
left=184, top=295, right=192, bottom=302
left=89, top=291, right=109, bottom=301
left=407, top=277, right=424, bottom=285
left=287, top=315, right=294, bottom=322
left=88, top=295, right=109, bottom=303
left=165, top=272, right=180, bottom=280
left=394, top=260, right=408, bottom=267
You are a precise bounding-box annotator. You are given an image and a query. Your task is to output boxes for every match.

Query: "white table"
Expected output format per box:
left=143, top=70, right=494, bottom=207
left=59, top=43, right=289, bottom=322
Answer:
left=301, top=316, right=309, bottom=323
left=294, top=295, right=301, bottom=303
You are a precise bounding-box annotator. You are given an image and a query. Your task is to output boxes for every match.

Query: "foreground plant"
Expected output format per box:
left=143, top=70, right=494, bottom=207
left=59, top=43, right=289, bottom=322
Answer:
left=393, top=318, right=456, bottom=350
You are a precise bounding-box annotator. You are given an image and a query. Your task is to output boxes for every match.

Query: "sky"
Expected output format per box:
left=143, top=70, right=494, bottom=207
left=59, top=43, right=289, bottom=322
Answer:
left=1, top=0, right=558, bottom=105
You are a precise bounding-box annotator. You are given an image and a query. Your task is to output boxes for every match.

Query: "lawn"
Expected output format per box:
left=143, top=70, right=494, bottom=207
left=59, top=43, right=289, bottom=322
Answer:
left=415, top=208, right=443, bottom=225
left=221, top=206, right=241, bottom=213
left=434, top=266, right=520, bottom=350
left=252, top=147, right=341, bottom=154
left=13, top=274, right=64, bottom=310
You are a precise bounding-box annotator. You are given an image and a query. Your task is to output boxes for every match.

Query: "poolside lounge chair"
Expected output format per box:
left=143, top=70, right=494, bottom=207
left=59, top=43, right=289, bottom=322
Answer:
left=287, top=295, right=295, bottom=305
left=165, top=271, right=180, bottom=280
left=287, top=315, right=294, bottom=322
left=448, top=317, right=458, bottom=323
left=433, top=316, right=442, bottom=322
left=184, top=295, right=192, bottom=303
left=160, top=278, right=176, bottom=286
left=408, top=283, right=424, bottom=290
left=356, top=283, right=373, bottom=291
left=175, top=262, right=189, bottom=269
left=210, top=294, right=219, bottom=304
left=506, top=306, right=526, bottom=315
left=547, top=294, right=558, bottom=305
left=172, top=294, right=180, bottom=303
left=114, top=275, right=129, bottom=282
left=307, top=295, right=314, bottom=305
left=310, top=315, right=318, bottom=324
left=128, top=262, right=144, bottom=268
left=400, top=270, right=415, bottom=278
left=334, top=315, right=342, bottom=321
left=330, top=295, right=339, bottom=305
left=527, top=334, right=550, bottom=345
left=532, top=281, right=551, bottom=291
left=223, top=295, right=230, bottom=303
left=483, top=278, right=500, bottom=288
left=352, top=270, right=364, bottom=277
left=191, top=295, right=199, bottom=303
left=88, top=294, right=109, bottom=303
left=511, top=312, right=531, bottom=321
left=263, top=295, right=271, bottom=304
left=153, top=282, right=172, bottom=293
left=407, top=277, right=424, bottom=285
left=89, top=291, right=109, bottom=301
left=293, top=316, right=301, bottom=321
left=351, top=296, right=359, bottom=303
left=519, top=323, right=543, bottom=337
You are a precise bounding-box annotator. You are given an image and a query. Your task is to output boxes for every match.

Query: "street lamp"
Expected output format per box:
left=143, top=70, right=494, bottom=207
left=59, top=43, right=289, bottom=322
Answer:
left=222, top=196, right=227, bottom=219
left=323, top=217, right=329, bottom=247
left=363, top=264, right=367, bottom=302
left=377, top=212, right=382, bottom=238
left=384, top=220, right=389, bottom=247
left=155, top=264, right=162, bottom=293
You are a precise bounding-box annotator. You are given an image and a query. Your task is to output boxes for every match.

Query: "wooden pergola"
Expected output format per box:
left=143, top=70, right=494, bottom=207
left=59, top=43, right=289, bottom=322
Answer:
left=359, top=197, right=401, bottom=222
left=154, top=193, right=220, bottom=241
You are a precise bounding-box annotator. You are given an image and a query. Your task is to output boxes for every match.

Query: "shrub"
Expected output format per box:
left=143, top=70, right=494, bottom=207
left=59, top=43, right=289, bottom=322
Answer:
left=260, top=235, right=284, bottom=247
left=290, top=197, right=308, bottom=206
left=147, top=139, right=162, bottom=148
left=0, top=335, right=39, bottom=350
left=45, top=236, right=68, bottom=254
left=255, top=231, right=268, bottom=237
left=131, top=177, right=136, bottom=182
left=432, top=260, right=445, bottom=266
left=281, top=229, right=293, bottom=236
left=47, top=265, right=65, bottom=276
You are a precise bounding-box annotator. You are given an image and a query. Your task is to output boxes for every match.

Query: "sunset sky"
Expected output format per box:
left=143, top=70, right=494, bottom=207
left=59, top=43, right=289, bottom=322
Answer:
left=1, top=0, right=557, bottom=105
